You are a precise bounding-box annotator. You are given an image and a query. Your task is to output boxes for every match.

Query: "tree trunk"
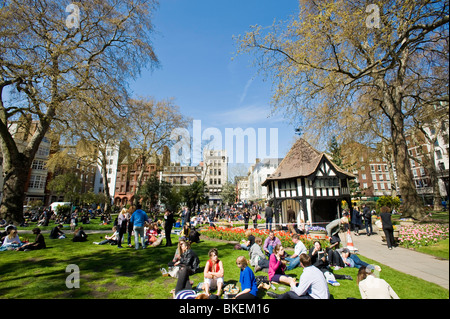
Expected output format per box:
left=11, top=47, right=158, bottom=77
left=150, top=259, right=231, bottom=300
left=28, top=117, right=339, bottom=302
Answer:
left=390, top=109, right=426, bottom=219
left=100, top=155, right=112, bottom=213
left=0, top=154, right=32, bottom=225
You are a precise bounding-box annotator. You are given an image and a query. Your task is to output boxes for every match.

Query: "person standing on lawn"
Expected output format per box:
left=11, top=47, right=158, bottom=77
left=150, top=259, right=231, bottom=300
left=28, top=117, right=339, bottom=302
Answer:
left=130, top=204, right=148, bottom=249
left=164, top=210, right=175, bottom=247
left=379, top=206, right=396, bottom=250
left=117, top=208, right=128, bottom=248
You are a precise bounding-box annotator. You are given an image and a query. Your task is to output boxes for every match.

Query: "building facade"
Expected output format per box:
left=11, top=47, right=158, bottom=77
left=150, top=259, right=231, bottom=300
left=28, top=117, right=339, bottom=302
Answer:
left=263, top=139, right=355, bottom=226
left=202, top=150, right=228, bottom=205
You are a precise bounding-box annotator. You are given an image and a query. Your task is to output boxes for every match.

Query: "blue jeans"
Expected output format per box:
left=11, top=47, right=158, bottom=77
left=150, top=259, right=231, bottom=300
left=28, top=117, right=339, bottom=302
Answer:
left=365, top=219, right=373, bottom=235
left=349, top=254, right=369, bottom=269
left=266, top=217, right=273, bottom=230
left=286, top=256, right=300, bottom=270
left=133, top=226, right=145, bottom=249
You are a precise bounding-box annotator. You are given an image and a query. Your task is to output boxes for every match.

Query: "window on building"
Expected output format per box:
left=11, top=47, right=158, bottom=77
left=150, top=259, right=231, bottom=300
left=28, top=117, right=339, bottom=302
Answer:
left=436, top=150, right=443, bottom=160
left=362, top=174, right=366, bottom=180
left=31, top=160, right=46, bottom=170
left=29, top=175, right=46, bottom=189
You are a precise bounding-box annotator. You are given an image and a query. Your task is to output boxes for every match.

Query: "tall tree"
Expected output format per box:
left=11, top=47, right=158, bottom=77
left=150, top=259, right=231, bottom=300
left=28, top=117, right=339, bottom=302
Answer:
left=0, top=0, right=158, bottom=224
left=126, top=97, right=190, bottom=198
left=62, top=88, right=128, bottom=213
left=238, top=0, right=449, bottom=219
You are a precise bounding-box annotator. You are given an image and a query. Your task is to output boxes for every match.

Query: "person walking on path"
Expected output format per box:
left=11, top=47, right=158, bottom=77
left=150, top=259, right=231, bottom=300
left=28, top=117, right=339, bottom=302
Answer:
left=130, top=204, right=148, bottom=249
left=265, top=203, right=274, bottom=231
left=379, top=206, right=396, bottom=250
left=362, top=204, right=373, bottom=236
left=351, top=206, right=363, bottom=236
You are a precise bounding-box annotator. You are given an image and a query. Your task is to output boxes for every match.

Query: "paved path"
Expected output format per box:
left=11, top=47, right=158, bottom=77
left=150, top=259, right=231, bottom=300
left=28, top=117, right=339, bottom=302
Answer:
left=342, top=228, right=449, bottom=290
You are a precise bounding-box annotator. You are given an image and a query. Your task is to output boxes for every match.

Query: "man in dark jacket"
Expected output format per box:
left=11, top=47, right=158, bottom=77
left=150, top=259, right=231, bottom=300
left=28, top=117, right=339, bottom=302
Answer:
left=362, top=204, right=373, bottom=236
left=380, top=206, right=395, bottom=249
left=164, top=210, right=175, bottom=247
left=265, top=203, right=274, bottom=231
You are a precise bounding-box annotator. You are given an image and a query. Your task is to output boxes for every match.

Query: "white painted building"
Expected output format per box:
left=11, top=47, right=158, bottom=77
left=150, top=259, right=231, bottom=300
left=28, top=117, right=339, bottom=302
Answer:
left=94, top=143, right=120, bottom=203
left=247, top=158, right=283, bottom=201
left=203, top=150, right=228, bottom=205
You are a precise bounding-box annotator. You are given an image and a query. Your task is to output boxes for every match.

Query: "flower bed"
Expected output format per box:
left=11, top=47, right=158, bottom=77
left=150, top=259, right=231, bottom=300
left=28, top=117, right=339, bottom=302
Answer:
left=200, top=226, right=330, bottom=249
left=398, top=223, right=449, bottom=248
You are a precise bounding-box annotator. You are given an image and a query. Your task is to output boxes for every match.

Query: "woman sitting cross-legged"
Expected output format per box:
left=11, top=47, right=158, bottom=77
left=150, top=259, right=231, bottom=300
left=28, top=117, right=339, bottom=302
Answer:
left=203, top=248, right=224, bottom=297
left=268, top=244, right=296, bottom=286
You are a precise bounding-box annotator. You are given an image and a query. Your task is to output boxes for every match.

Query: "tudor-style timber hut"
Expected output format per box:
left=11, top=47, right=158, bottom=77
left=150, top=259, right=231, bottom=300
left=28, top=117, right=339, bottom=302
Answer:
left=262, top=138, right=356, bottom=227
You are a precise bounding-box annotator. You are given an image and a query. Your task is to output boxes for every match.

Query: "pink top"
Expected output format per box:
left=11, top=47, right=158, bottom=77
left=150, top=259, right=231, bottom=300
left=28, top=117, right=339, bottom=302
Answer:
left=268, top=253, right=285, bottom=281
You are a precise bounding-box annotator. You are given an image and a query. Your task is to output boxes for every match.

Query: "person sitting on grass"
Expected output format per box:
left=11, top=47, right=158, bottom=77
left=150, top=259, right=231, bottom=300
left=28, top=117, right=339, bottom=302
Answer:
left=357, top=266, right=399, bottom=299
left=286, top=234, right=307, bottom=271
left=240, top=229, right=255, bottom=250
left=72, top=226, right=88, bottom=242
left=308, top=240, right=353, bottom=286
left=17, top=228, right=46, bottom=251
left=49, top=224, right=66, bottom=239
left=267, top=253, right=330, bottom=299
left=203, top=248, right=224, bottom=297
left=249, top=237, right=270, bottom=272
left=1, top=229, right=23, bottom=251
left=268, top=244, right=296, bottom=287
left=93, top=226, right=119, bottom=245
left=263, top=230, right=281, bottom=256
left=169, top=239, right=201, bottom=296
left=234, top=256, right=258, bottom=299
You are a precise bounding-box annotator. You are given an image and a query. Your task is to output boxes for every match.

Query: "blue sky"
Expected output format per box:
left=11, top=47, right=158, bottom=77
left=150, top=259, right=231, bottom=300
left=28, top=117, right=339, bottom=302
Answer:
left=130, top=0, right=300, bottom=167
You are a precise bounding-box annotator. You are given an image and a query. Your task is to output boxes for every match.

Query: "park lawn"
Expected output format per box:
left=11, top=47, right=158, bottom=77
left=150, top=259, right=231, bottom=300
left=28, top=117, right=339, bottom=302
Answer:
left=0, top=233, right=448, bottom=299
left=413, top=239, right=449, bottom=260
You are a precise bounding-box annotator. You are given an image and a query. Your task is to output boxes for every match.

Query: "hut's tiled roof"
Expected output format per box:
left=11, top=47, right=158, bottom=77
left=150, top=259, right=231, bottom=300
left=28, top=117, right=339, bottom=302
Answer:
left=262, top=138, right=355, bottom=185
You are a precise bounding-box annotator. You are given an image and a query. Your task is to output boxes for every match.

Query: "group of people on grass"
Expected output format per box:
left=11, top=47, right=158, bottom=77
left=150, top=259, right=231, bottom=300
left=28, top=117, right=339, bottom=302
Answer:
left=1, top=204, right=400, bottom=299
left=163, top=213, right=398, bottom=300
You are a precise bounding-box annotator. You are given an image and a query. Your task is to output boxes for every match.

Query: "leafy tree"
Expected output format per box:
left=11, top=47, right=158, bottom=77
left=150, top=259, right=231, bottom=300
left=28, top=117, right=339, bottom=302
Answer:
left=238, top=0, right=448, bottom=219
left=0, top=0, right=159, bottom=224
left=126, top=97, right=190, bottom=196
left=47, top=172, right=81, bottom=203
left=377, top=196, right=401, bottom=210
left=138, top=173, right=173, bottom=216
left=183, top=181, right=208, bottom=212
left=220, top=182, right=237, bottom=206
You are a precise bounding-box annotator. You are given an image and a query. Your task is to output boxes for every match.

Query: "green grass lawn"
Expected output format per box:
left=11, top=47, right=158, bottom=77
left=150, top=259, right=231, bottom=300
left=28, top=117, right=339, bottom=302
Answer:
left=413, top=239, right=449, bottom=260
left=0, top=232, right=448, bottom=299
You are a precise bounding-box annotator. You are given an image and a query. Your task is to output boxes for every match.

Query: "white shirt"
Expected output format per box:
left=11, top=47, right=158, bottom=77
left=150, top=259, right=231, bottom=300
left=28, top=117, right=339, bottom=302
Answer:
left=293, top=240, right=307, bottom=257
left=2, top=235, right=21, bottom=247
left=291, top=265, right=330, bottom=299
left=359, top=275, right=400, bottom=299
